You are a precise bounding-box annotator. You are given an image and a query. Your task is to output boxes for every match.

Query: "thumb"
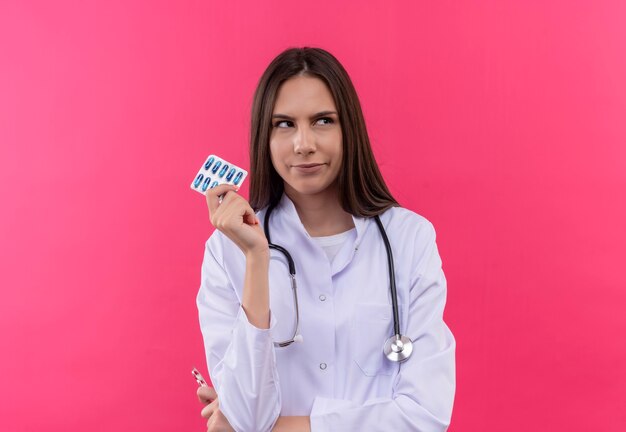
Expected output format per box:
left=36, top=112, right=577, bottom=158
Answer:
left=197, top=385, right=217, bottom=404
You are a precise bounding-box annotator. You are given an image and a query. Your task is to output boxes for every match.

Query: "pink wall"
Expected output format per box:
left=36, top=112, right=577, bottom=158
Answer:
left=1, top=1, right=625, bottom=430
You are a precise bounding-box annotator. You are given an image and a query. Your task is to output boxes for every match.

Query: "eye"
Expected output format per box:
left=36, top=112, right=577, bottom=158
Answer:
left=316, top=117, right=334, bottom=125
left=273, top=120, right=292, bottom=128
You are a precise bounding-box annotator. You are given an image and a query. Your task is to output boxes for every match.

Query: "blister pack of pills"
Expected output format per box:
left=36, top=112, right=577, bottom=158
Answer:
left=190, top=154, right=248, bottom=195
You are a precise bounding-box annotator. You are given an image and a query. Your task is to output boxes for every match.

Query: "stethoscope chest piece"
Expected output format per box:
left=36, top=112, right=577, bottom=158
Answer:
left=384, top=334, right=413, bottom=362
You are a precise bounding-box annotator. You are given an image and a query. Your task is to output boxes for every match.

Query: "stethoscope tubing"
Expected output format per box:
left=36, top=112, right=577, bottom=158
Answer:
left=373, top=215, right=401, bottom=337
left=262, top=202, right=412, bottom=361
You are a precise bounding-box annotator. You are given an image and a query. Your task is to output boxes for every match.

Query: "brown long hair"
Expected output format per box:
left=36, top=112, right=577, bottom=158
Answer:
left=249, top=47, right=398, bottom=217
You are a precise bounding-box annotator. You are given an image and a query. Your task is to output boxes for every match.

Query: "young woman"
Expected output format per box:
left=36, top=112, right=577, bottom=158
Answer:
left=196, top=47, right=456, bottom=432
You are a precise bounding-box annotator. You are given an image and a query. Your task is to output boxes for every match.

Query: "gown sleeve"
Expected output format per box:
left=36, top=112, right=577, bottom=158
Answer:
left=309, top=221, right=456, bottom=431
left=196, top=232, right=282, bottom=432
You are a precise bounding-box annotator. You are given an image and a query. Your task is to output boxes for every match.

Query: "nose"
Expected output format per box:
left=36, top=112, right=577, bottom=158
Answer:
left=293, top=125, right=316, bottom=155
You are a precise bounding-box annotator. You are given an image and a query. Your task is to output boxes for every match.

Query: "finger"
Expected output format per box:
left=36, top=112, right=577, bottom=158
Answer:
left=218, top=196, right=257, bottom=226
left=207, top=415, right=215, bottom=431
left=201, top=399, right=219, bottom=419
left=208, top=410, right=230, bottom=432
left=242, top=207, right=259, bottom=225
left=236, top=201, right=259, bottom=225
left=205, top=184, right=239, bottom=215
left=213, top=193, right=259, bottom=229
left=197, top=385, right=217, bottom=404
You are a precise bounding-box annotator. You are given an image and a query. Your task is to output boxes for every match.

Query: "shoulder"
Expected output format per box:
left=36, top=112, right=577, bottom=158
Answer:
left=378, top=206, right=441, bottom=277
left=380, top=205, right=437, bottom=243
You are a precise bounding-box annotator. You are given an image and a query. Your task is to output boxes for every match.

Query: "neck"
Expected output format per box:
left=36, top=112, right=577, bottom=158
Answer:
left=284, top=184, right=355, bottom=237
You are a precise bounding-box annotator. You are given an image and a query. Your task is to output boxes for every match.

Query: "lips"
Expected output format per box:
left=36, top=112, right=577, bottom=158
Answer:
left=293, top=163, right=324, bottom=168
left=292, top=163, right=325, bottom=175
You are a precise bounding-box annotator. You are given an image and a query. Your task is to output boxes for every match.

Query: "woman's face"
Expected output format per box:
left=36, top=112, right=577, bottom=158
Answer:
left=269, top=75, right=343, bottom=199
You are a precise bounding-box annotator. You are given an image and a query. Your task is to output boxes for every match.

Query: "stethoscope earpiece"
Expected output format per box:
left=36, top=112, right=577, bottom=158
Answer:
left=384, top=334, right=413, bottom=362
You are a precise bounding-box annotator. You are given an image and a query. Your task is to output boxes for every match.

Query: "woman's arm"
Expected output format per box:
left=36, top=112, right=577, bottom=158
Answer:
left=199, top=386, right=310, bottom=432
left=198, top=185, right=282, bottom=431
left=241, top=250, right=271, bottom=329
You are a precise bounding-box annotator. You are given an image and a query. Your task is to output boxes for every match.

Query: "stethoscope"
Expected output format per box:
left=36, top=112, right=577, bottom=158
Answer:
left=263, top=204, right=413, bottom=363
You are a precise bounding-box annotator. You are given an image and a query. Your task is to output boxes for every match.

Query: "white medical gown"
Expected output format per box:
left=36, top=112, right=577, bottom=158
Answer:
left=197, top=192, right=456, bottom=431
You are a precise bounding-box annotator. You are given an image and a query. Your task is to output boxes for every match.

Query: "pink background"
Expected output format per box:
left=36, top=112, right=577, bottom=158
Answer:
left=1, top=1, right=625, bottom=430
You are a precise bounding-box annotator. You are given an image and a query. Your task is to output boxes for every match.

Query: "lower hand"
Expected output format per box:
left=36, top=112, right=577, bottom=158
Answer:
left=197, top=386, right=235, bottom=432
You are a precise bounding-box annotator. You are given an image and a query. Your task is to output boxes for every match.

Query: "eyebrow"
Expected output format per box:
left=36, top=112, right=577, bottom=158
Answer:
left=271, top=110, right=338, bottom=120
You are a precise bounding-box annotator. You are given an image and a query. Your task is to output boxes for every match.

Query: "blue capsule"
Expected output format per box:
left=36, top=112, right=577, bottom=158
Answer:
left=218, top=164, right=229, bottom=178
left=211, top=160, right=222, bottom=174
left=233, top=171, right=243, bottom=185
left=210, top=181, right=219, bottom=188
left=194, top=173, right=204, bottom=187
left=201, top=176, right=212, bottom=192
left=226, top=168, right=236, bottom=181
left=204, top=156, right=215, bottom=170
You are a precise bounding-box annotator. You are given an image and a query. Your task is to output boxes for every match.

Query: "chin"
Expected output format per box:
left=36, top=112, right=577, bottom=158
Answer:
left=286, top=179, right=336, bottom=197
left=291, top=185, right=326, bottom=196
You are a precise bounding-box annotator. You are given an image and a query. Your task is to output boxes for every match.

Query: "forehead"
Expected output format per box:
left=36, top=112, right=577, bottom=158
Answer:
left=273, top=75, right=337, bottom=114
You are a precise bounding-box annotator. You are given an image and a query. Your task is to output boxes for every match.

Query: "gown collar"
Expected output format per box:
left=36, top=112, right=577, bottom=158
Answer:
left=275, top=192, right=371, bottom=249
